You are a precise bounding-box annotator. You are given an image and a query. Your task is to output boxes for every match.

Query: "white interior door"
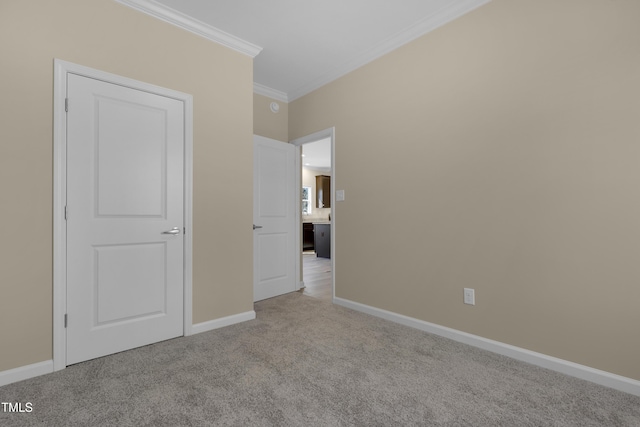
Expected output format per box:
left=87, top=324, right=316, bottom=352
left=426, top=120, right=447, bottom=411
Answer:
left=66, top=73, right=185, bottom=365
left=253, top=135, right=297, bottom=301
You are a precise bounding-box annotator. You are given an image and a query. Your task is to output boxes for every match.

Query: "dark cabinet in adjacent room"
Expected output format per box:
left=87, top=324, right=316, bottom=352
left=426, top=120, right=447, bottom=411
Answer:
left=314, top=224, right=331, bottom=259
left=303, top=222, right=315, bottom=251
left=315, top=175, right=331, bottom=208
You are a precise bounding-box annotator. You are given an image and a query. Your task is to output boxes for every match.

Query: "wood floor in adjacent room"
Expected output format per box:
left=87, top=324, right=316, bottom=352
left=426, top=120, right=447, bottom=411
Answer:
left=301, top=252, right=332, bottom=301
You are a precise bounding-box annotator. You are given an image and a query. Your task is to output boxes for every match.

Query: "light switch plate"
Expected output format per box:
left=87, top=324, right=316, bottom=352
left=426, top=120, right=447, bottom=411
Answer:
left=464, top=288, right=475, bottom=305
left=336, top=190, right=345, bottom=202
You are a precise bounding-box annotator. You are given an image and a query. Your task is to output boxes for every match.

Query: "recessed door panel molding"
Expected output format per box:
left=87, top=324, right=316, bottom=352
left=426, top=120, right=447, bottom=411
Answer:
left=95, top=96, right=168, bottom=218
left=94, top=242, right=167, bottom=326
left=257, top=233, right=289, bottom=282
left=258, top=145, right=289, bottom=218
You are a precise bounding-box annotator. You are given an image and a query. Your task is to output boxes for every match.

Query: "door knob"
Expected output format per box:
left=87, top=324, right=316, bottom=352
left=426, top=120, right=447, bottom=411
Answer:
left=161, top=227, right=181, bottom=235
left=253, top=224, right=263, bottom=230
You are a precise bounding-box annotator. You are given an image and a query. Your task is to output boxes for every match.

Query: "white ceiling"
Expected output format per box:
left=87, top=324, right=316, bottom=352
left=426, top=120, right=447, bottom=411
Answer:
left=123, top=0, right=489, bottom=102
left=302, top=137, right=331, bottom=170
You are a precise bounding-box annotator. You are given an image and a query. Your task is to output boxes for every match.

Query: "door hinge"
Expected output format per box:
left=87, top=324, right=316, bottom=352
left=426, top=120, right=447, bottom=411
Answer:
left=64, top=206, right=68, bottom=220
left=65, top=98, right=68, bottom=113
left=184, top=227, right=186, bottom=235
left=64, top=314, right=68, bottom=328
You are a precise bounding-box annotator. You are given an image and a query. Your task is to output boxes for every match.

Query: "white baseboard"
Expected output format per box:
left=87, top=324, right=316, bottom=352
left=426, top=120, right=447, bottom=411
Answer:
left=1, top=311, right=256, bottom=387
left=333, top=297, right=640, bottom=397
left=0, top=360, right=54, bottom=387
left=191, top=310, right=256, bottom=335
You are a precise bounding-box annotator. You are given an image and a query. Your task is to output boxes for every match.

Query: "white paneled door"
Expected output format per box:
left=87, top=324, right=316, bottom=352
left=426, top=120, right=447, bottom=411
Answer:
left=66, top=74, right=185, bottom=365
left=253, top=135, right=297, bottom=301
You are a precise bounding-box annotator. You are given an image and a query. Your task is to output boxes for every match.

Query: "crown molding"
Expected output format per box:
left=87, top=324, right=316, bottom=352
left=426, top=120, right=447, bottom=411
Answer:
left=288, top=0, right=491, bottom=101
left=253, top=83, right=289, bottom=103
left=113, top=0, right=263, bottom=58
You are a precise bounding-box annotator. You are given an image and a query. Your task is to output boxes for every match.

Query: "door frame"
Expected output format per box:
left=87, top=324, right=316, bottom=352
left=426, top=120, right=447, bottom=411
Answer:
left=290, top=127, right=336, bottom=301
left=52, top=59, right=194, bottom=371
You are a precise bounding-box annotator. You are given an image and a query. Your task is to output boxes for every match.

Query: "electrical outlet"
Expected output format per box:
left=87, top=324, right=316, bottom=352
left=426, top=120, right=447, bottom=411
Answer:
left=463, top=288, right=475, bottom=305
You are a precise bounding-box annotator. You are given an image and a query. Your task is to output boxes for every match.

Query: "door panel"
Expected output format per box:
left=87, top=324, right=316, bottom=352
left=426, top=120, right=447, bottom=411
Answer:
left=253, top=136, right=296, bottom=301
left=258, top=233, right=289, bottom=281
left=95, top=96, right=167, bottom=217
left=66, top=74, right=184, bottom=365
left=94, top=243, right=167, bottom=324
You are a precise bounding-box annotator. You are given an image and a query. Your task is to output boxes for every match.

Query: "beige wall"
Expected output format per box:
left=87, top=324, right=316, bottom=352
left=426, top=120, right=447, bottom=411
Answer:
left=0, top=0, right=254, bottom=372
left=290, top=0, right=640, bottom=380
left=253, top=93, right=288, bottom=142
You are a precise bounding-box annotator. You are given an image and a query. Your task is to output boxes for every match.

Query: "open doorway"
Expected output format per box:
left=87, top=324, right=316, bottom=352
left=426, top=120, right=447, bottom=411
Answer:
left=291, top=128, right=335, bottom=302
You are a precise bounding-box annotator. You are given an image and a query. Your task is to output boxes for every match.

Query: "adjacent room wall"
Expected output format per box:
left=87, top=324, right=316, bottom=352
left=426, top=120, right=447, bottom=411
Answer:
left=254, top=93, right=288, bottom=142
left=289, top=0, right=640, bottom=381
left=0, top=0, right=254, bottom=372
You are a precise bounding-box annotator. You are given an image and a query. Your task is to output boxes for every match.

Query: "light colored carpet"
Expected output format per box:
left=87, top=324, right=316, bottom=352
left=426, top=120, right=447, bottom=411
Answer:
left=1, top=292, right=639, bottom=426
